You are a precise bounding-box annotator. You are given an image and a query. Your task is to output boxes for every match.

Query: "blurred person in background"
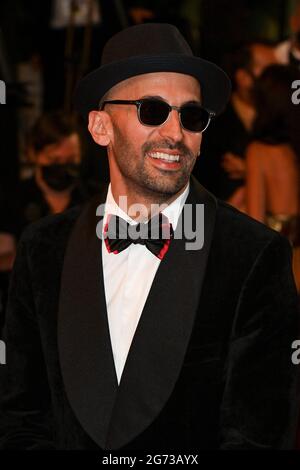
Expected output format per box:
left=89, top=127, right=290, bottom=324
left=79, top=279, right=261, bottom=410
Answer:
left=275, top=0, right=300, bottom=69
left=0, top=111, right=90, bottom=242
left=0, top=111, right=90, bottom=332
left=245, top=64, right=300, bottom=290
left=194, top=41, right=276, bottom=202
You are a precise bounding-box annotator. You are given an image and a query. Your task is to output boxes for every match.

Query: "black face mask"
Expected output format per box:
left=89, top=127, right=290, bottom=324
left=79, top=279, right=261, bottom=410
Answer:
left=41, top=163, right=80, bottom=191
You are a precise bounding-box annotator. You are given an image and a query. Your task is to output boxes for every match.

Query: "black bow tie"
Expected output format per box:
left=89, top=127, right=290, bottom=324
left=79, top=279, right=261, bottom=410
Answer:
left=104, top=213, right=174, bottom=260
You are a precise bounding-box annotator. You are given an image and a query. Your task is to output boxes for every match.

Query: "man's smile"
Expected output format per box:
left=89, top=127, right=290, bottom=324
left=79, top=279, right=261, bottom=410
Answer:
left=146, top=149, right=185, bottom=171
left=148, top=151, right=180, bottom=162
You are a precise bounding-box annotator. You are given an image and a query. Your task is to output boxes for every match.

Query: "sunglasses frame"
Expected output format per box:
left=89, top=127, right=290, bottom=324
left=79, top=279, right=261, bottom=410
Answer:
left=99, top=98, right=215, bottom=133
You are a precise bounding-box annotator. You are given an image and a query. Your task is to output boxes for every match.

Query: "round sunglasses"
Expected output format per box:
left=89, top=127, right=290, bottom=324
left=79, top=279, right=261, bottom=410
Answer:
left=99, top=98, right=215, bottom=133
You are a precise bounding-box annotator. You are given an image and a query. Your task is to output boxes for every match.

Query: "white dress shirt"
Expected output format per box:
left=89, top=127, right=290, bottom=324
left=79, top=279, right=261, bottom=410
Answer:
left=101, top=183, right=190, bottom=384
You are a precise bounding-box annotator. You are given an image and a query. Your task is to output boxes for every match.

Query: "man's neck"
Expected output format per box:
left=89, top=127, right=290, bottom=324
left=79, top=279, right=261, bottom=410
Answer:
left=110, top=181, right=189, bottom=222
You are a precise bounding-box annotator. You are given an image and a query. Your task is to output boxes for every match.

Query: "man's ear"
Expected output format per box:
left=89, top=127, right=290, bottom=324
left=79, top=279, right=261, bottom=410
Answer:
left=88, top=111, right=112, bottom=146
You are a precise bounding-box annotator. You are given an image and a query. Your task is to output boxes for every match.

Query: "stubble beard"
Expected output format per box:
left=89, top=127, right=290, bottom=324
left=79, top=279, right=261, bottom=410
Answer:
left=110, top=123, right=198, bottom=201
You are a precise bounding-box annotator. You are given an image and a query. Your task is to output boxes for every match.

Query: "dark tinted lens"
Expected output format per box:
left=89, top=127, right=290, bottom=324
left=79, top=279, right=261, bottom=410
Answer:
left=139, top=99, right=170, bottom=126
left=180, top=104, right=210, bottom=132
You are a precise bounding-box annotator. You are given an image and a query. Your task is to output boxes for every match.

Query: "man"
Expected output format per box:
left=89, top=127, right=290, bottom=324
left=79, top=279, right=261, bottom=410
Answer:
left=275, top=0, right=300, bottom=69
left=0, top=23, right=299, bottom=451
left=194, top=41, right=276, bottom=204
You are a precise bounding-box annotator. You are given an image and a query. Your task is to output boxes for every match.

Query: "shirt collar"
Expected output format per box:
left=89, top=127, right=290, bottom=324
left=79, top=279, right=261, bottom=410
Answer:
left=103, top=182, right=190, bottom=231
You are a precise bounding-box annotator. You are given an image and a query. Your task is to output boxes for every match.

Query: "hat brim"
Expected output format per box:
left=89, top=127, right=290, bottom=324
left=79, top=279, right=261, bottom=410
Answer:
left=74, top=54, right=231, bottom=120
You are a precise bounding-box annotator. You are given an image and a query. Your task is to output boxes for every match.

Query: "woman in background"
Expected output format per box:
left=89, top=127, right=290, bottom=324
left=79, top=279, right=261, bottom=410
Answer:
left=245, top=64, right=300, bottom=290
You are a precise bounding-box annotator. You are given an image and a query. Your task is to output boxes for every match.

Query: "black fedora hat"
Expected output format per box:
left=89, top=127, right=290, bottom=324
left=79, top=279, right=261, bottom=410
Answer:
left=74, top=23, right=231, bottom=120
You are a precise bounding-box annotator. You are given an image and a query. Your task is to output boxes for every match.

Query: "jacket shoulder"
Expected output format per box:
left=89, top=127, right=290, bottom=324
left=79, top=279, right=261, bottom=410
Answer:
left=19, top=204, right=83, bottom=255
left=212, top=199, right=292, bottom=272
left=216, top=199, right=285, bottom=246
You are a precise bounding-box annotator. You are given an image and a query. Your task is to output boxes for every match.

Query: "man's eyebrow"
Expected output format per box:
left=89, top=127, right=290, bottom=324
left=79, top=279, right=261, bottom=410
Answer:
left=139, top=95, right=202, bottom=104
left=139, top=95, right=165, bottom=100
left=183, top=99, right=202, bottom=105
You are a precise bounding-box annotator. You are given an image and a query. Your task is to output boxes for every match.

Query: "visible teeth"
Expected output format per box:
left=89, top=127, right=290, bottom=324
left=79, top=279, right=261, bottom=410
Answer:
left=148, top=152, right=180, bottom=162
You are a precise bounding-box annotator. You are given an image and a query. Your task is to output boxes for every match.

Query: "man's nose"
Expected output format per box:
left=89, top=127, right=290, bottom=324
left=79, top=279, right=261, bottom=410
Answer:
left=158, top=109, right=184, bottom=141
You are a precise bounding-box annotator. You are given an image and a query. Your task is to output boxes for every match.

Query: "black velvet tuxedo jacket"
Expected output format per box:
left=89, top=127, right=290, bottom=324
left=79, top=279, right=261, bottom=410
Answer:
left=0, top=176, right=299, bottom=450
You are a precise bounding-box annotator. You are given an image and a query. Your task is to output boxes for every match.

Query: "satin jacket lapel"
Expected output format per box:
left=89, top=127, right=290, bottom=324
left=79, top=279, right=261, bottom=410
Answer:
left=57, top=184, right=118, bottom=449
left=105, top=176, right=218, bottom=449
